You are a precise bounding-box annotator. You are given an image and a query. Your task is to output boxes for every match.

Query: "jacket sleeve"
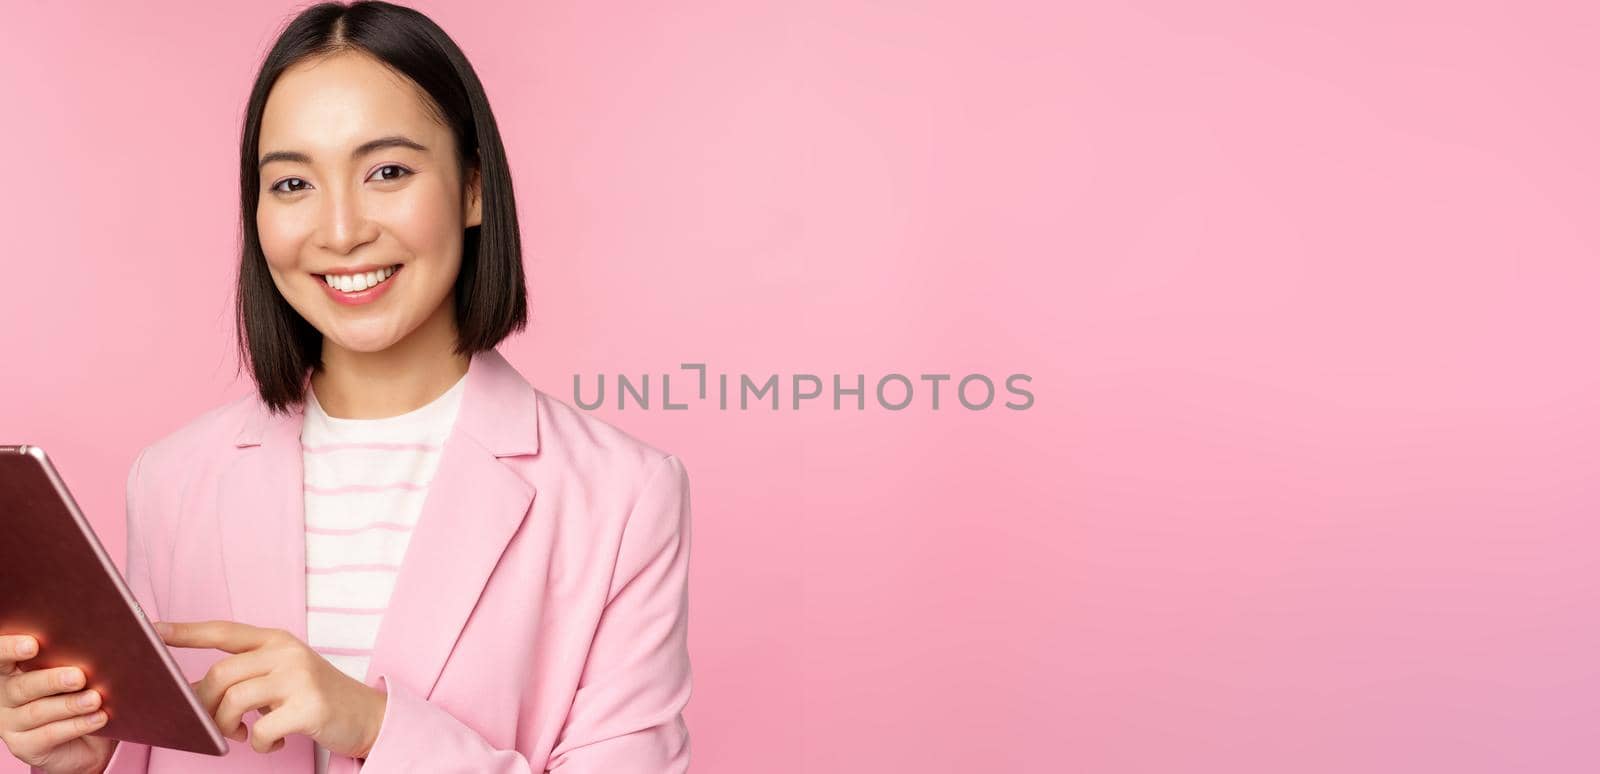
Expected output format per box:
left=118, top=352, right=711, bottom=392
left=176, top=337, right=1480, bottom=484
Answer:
left=356, top=454, right=693, bottom=773
left=58, top=447, right=158, bottom=774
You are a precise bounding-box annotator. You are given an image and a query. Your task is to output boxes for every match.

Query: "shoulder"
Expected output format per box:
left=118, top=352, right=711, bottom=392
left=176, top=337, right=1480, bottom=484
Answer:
left=529, top=388, right=690, bottom=513
left=133, top=392, right=259, bottom=485
left=530, top=389, right=691, bottom=580
left=532, top=387, right=682, bottom=480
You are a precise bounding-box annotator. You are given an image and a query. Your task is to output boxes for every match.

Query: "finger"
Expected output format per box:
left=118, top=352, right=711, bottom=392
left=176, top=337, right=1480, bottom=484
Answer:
left=246, top=699, right=296, bottom=755
left=0, top=635, right=39, bottom=677
left=157, top=620, right=279, bottom=653
left=213, top=675, right=279, bottom=744
left=10, top=689, right=101, bottom=734
left=192, top=648, right=276, bottom=717
left=5, top=708, right=107, bottom=763
left=2, top=666, right=84, bottom=709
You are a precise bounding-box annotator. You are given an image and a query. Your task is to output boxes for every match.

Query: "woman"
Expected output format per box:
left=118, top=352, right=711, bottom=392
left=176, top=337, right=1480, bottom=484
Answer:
left=0, top=3, right=693, bottom=773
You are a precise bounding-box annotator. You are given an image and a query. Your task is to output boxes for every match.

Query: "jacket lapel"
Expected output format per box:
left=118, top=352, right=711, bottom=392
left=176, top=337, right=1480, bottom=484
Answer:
left=219, top=390, right=310, bottom=773
left=226, top=346, right=541, bottom=711
left=220, top=398, right=309, bottom=646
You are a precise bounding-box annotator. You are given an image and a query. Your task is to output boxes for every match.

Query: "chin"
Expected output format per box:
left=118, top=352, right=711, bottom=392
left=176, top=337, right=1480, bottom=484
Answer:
left=323, top=329, right=407, bottom=355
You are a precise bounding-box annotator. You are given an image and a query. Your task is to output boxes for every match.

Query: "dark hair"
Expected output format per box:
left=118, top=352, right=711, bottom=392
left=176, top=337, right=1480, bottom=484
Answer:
left=235, top=0, right=527, bottom=414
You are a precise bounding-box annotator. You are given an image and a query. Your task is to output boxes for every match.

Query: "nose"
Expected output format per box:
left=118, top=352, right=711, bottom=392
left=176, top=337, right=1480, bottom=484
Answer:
left=316, top=183, right=379, bottom=254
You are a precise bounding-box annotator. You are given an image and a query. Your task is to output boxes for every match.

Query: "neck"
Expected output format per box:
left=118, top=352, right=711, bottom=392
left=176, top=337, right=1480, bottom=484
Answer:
left=310, top=301, right=470, bottom=420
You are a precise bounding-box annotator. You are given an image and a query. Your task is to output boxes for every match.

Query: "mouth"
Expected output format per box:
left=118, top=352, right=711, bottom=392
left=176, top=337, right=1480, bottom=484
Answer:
left=318, top=263, right=402, bottom=294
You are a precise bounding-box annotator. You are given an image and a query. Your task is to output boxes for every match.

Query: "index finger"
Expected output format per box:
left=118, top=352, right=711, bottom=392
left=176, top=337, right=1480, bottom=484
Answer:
left=156, top=620, right=279, bottom=654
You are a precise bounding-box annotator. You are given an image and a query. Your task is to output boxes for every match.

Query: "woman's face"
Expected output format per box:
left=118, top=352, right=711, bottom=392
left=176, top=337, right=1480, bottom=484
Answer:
left=255, top=50, right=480, bottom=356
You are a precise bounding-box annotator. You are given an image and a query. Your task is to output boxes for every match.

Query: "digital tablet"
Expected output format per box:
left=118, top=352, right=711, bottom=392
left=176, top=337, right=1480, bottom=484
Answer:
left=0, top=444, right=228, bottom=757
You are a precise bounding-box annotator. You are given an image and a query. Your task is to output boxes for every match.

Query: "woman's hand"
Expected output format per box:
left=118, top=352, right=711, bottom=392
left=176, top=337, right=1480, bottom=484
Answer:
left=154, top=620, right=386, bottom=757
left=0, top=634, right=117, bottom=774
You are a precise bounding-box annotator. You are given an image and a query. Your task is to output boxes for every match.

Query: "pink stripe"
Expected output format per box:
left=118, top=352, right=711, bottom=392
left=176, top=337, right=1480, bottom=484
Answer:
left=303, top=441, right=440, bottom=453
left=305, top=562, right=403, bottom=574
left=305, top=481, right=427, bottom=495
left=308, top=605, right=388, bottom=615
left=314, top=646, right=374, bottom=656
left=306, top=521, right=413, bottom=535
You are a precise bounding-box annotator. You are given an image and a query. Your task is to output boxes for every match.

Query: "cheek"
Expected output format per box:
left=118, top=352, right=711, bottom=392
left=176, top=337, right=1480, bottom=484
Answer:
left=389, top=181, right=464, bottom=255
left=256, top=207, right=305, bottom=271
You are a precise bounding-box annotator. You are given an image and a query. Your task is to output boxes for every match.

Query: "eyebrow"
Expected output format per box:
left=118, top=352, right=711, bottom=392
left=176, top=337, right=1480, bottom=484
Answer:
left=258, top=135, right=429, bottom=170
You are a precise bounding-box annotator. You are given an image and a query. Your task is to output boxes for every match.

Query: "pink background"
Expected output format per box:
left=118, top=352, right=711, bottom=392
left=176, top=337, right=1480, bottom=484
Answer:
left=3, top=1, right=1598, bottom=771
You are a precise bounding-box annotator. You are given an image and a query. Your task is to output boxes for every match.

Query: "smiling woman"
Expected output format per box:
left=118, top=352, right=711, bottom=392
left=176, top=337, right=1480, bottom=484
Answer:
left=0, top=3, right=693, bottom=774
left=243, top=23, right=525, bottom=416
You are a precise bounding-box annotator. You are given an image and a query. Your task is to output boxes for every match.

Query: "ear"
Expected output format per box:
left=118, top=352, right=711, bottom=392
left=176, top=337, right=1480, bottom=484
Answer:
left=464, top=164, right=483, bottom=228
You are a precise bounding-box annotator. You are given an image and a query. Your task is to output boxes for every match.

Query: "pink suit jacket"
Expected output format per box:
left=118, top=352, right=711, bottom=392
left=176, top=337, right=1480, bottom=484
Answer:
left=71, top=347, right=692, bottom=773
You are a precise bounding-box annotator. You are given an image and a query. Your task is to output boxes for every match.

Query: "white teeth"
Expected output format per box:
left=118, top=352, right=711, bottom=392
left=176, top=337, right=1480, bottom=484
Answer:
left=323, top=265, right=397, bottom=293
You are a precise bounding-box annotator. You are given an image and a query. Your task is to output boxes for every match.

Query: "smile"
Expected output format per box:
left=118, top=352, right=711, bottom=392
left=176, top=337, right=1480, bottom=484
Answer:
left=318, top=264, right=402, bottom=306
left=321, top=264, right=400, bottom=293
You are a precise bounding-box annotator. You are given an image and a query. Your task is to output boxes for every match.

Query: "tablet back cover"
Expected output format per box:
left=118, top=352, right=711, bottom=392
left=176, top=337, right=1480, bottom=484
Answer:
left=0, top=445, right=227, bottom=756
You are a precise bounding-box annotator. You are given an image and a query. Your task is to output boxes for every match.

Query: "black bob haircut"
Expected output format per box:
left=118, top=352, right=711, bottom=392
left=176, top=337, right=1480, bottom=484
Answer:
left=235, top=0, right=527, bottom=415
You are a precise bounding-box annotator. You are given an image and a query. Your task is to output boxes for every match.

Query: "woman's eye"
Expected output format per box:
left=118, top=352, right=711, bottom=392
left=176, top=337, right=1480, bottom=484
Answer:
left=268, top=166, right=409, bottom=195
left=371, top=164, right=411, bottom=182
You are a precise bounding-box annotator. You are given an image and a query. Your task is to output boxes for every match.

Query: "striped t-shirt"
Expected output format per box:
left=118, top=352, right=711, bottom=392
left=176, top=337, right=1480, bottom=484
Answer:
left=300, top=371, right=466, bottom=774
